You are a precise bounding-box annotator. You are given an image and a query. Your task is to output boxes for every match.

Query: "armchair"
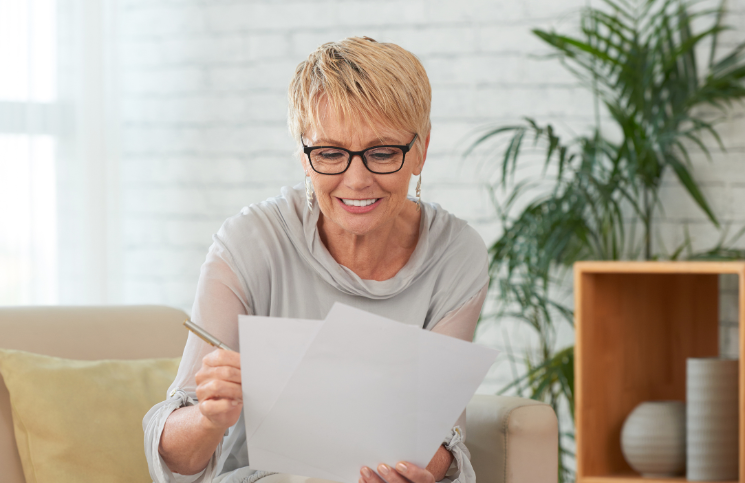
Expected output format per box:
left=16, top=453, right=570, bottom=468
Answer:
left=0, top=306, right=558, bottom=483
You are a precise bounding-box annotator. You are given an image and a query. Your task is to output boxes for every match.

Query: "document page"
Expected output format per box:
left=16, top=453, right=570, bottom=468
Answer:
left=239, top=303, right=498, bottom=483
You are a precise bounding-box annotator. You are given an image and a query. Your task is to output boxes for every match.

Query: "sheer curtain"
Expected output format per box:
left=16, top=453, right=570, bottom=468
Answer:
left=0, top=0, right=120, bottom=305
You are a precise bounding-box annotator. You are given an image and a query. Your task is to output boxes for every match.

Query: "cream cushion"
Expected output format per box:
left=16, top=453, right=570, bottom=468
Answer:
left=0, top=306, right=189, bottom=483
left=0, top=349, right=180, bottom=483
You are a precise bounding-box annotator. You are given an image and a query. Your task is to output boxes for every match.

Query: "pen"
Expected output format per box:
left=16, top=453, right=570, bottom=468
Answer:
left=183, top=319, right=236, bottom=352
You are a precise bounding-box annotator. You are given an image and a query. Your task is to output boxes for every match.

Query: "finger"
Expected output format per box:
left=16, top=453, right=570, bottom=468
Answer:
left=199, top=398, right=242, bottom=416
left=203, top=349, right=241, bottom=369
left=198, top=398, right=242, bottom=429
left=360, top=466, right=386, bottom=483
left=196, top=379, right=242, bottom=402
left=377, top=464, right=409, bottom=483
left=395, top=462, right=434, bottom=483
left=196, top=364, right=242, bottom=385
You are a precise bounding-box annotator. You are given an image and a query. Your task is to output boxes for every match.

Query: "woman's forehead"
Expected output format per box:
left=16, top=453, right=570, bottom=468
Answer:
left=305, top=112, right=409, bottom=147
left=306, top=95, right=406, bottom=140
left=308, top=133, right=407, bottom=147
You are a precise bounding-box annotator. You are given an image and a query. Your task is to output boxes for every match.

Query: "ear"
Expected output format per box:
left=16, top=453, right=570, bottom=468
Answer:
left=412, top=131, right=430, bottom=176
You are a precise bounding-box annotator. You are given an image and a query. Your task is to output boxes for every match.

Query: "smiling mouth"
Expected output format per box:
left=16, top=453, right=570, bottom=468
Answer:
left=340, top=198, right=380, bottom=207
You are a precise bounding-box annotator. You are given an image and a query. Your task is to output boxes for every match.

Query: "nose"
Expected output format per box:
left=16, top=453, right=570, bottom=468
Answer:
left=342, top=153, right=374, bottom=189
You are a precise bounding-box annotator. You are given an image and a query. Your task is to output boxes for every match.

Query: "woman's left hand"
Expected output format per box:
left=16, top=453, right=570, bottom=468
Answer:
left=360, top=462, right=433, bottom=483
left=360, top=445, right=453, bottom=483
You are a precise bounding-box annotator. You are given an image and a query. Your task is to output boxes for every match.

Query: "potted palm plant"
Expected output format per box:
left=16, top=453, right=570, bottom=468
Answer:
left=467, top=0, right=745, bottom=480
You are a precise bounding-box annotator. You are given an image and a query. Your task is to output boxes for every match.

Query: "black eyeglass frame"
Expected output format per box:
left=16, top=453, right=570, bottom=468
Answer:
left=302, top=133, right=419, bottom=175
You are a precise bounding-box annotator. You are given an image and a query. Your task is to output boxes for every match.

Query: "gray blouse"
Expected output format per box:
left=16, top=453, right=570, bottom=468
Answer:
left=143, top=184, right=489, bottom=483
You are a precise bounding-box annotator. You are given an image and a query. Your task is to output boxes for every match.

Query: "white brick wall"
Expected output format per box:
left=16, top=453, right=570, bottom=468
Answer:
left=720, top=274, right=740, bottom=359
left=116, top=0, right=744, bottom=392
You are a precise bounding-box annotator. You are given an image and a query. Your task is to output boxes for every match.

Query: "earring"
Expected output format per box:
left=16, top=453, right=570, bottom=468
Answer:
left=305, top=173, right=314, bottom=211
left=415, top=174, right=422, bottom=211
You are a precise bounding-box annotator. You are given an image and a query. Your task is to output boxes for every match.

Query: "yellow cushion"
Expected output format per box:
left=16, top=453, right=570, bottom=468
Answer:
left=0, top=349, right=180, bottom=483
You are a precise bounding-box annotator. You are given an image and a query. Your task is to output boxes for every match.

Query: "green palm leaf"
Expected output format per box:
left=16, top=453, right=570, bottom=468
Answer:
left=467, top=1, right=745, bottom=480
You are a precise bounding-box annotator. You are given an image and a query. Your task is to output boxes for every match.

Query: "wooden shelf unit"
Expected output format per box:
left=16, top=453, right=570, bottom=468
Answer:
left=574, top=262, right=745, bottom=483
left=580, top=476, right=736, bottom=483
left=577, top=474, right=737, bottom=483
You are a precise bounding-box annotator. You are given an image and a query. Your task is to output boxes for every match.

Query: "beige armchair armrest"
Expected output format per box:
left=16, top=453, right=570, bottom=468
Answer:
left=466, top=395, right=558, bottom=483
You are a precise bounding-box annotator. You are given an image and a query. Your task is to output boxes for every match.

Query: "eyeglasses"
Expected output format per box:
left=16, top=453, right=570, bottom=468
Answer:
left=302, top=134, right=418, bottom=175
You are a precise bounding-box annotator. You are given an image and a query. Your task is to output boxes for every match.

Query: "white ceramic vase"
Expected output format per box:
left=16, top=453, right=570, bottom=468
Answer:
left=621, top=401, right=686, bottom=477
left=687, top=358, right=739, bottom=481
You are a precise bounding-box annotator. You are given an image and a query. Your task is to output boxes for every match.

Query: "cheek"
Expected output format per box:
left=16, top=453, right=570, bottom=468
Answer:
left=388, top=177, right=412, bottom=198
left=311, top=177, right=335, bottom=200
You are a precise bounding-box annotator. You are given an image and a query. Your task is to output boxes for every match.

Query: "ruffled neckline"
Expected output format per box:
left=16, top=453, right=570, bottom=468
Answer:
left=269, top=184, right=467, bottom=300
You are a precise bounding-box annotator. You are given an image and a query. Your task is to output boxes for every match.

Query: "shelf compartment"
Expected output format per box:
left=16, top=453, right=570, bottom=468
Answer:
left=574, top=262, right=745, bottom=483
left=581, top=474, right=737, bottom=483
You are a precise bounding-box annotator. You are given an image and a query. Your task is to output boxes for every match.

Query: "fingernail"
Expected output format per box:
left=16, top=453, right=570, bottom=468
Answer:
left=396, top=463, right=407, bottom=473
left=378, top=464, right=390, bottom=475
left=362, top=467, right=371, bottom=478
left=231, top=400, right=239, bottom=406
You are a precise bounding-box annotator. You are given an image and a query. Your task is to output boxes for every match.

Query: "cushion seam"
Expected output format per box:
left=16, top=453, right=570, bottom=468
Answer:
left=502, top=408, right=512, bottom=483
left=11, top=402, right=37, bottom=483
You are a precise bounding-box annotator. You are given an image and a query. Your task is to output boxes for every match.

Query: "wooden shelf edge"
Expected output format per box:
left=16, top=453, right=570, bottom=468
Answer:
left=574, top=261, right=745, bottom=274
left=579, top=476, right=738, bottom=483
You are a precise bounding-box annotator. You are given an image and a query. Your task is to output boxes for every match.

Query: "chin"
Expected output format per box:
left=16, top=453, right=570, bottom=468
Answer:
left=336, top=216, right=381, bottom=237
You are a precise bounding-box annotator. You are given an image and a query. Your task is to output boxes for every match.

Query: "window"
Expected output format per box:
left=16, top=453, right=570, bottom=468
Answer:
left=0, top=0, right=119, bottom=305
left=0, top=0, right=58, bottom=304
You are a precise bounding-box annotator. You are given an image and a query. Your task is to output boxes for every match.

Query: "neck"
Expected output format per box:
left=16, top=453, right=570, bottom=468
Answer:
left=318, top=200, right=421, bottom=281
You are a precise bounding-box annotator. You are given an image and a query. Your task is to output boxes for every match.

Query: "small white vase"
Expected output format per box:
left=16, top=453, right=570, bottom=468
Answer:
left=687, top=358, right=739, bottom=481
left=621, top=401, right=686, bottom=477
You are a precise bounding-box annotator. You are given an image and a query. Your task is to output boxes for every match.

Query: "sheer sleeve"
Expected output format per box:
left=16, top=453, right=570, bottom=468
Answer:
left=143, top=240, right=251, bottom=483
left=429, top=283, right=488, bottom=483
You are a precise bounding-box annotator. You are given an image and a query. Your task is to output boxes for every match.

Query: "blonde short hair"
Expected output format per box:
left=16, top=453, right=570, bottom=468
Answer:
left=288, top=37, right=431, bottom=153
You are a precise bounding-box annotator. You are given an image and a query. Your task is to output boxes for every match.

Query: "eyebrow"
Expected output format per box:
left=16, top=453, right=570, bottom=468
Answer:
left=313, top=137, right=403, bottom=147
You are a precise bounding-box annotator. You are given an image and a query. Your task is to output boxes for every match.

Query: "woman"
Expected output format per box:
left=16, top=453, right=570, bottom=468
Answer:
left=144, top=37, right=488, bottom=483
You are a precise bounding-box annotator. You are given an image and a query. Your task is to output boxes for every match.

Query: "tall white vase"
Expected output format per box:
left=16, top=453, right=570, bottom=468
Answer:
left=687, top=358, right=739, bottom=481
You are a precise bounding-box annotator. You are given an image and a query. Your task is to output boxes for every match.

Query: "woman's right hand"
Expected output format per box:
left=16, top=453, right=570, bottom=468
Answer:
left=195, top=349, right=243, bottom=432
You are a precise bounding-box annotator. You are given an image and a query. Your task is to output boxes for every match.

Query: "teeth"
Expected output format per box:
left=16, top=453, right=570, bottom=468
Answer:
left=341, top=198, right=378, bottom=207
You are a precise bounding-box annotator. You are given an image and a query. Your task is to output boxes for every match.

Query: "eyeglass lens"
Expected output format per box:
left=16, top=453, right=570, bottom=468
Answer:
left=309, top=146, right=404, bottom=174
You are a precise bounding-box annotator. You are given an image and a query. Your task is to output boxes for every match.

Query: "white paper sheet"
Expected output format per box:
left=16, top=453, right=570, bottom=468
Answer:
left=239, top=316, right=324, bottom=441
left=239, top=303, right=498, bottom=483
